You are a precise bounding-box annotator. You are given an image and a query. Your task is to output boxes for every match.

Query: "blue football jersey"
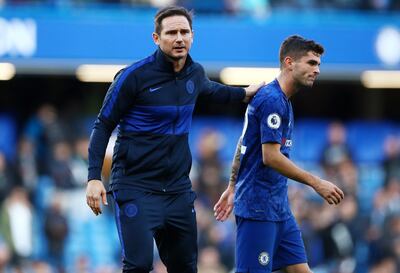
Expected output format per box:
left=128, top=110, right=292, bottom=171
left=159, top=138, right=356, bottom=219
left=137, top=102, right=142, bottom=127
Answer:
left=234, top=79, right=294, bottom=221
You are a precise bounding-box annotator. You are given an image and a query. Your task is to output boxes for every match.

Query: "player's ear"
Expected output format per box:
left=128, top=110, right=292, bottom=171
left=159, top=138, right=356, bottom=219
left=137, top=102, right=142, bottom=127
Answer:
left=152, top=32, right=160, bottom=45
left=191, top=29, right=194, bottom=43
left=284, top=56, right=294, bottom=69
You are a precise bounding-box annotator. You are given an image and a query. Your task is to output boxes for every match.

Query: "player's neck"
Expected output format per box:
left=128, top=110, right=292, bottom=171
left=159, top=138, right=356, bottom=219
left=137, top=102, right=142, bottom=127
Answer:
left=171, top=57, right=187, bottom=73
left=277, top=74, right=297, bottom=99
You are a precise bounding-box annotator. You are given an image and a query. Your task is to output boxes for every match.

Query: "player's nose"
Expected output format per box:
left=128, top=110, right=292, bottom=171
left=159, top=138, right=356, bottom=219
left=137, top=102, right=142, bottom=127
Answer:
left=176, top=32, right=183, bottom=42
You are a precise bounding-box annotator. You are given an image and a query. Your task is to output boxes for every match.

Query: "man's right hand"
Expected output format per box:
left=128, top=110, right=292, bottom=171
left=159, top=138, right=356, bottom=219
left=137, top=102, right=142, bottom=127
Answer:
left=243, top=82, right=265, bottom=103
left=313, top=178, right=344, bottom=205
left=86, top=180, right=108, bottom=216
left=213, top=185, right=235, bottom=222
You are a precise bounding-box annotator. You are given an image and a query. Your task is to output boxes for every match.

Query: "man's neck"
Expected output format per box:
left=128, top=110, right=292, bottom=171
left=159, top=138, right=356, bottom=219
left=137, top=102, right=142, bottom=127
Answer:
left=277, top=73, right=298, bottom=99
left=162, top=52, right=186, bottom=73
left=172, top=58, right=186, bottom=73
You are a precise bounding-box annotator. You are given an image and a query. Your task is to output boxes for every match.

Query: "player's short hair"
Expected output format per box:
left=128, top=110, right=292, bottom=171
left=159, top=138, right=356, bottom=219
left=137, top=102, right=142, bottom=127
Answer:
left=154, top=6, right=193, bottom=34
left=279, top=35, right=324, bottom=66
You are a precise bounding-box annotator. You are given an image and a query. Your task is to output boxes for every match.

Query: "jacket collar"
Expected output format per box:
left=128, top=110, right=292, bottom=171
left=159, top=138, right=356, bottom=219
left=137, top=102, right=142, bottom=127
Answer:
left=155, top=47, right=193, bottom=76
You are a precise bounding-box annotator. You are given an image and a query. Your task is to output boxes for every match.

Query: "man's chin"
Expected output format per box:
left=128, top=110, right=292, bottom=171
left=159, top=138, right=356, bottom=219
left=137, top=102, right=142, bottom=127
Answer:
left=167, top=53, right=187, bottom=61
left=305, top=80, right=315, bottom=87
left=298, top=81, right=314, bottom=90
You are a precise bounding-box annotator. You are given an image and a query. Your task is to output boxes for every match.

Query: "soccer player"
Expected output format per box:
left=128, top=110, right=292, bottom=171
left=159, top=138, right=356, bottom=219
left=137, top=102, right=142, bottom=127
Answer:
left=214, top=35, right=344, bottom=273
left=85, top=6, right=262, bottom=273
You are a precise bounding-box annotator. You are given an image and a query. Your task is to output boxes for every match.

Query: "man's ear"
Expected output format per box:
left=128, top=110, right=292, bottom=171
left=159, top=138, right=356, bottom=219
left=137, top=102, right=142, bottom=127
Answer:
left=152, top=32, right=160, bottom=45
left=284, top=56, right=294, bottom=70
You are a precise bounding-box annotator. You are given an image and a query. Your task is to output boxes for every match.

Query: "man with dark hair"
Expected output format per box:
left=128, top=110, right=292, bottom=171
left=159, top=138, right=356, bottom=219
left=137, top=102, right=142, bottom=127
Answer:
left=154, top=6, right=193, bottom=35
left=214, top=35, right=344, bottom=273
left=85, top=6, right=262, bottom=273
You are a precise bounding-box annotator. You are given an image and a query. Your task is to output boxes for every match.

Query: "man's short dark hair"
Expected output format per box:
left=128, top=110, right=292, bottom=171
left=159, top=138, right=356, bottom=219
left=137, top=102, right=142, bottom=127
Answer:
left=279, top=35, right=324, bottom=66
left=154, top=6, right=193, bottom=34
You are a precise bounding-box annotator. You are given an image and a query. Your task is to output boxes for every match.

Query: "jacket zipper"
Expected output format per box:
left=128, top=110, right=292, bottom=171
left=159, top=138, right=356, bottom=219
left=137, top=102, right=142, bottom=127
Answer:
left=173, top=76, right=179, bottom=134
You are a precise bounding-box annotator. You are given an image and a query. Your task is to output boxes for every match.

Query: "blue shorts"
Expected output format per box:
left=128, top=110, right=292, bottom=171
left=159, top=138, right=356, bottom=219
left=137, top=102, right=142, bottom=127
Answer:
left=235, top=215, right=307, bottom=273
left=111, top=190, right=197, bottom=273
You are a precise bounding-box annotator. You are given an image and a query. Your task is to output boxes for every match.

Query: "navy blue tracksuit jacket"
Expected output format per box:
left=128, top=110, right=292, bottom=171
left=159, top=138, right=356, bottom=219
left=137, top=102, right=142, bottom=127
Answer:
left=88, top=48, right=245, bottom=194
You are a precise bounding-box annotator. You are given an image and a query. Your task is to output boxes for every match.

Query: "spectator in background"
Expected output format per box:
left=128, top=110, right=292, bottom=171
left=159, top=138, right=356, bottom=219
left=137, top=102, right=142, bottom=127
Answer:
left=321, top=121, right=352, bottom=173
left=24, top=104, right=67, bottom=176
left=367, top=175, right=400, bottom=270
left=0, top=151, right=20, bottom=205
left=205, top=220, right=236, bottom=269
left=70, top=136, right=90, bottom=187
left=16, top=138, right=38, bottom=200
left=382, top=135, right=400, bottom=186
left=50, top=141, right=75, bottom=189
left=0, top=237, right=12, bottom=273
left=368, top=213, right=400, bottom=272
left=197, top=246, right=228, bottom=273
left=193, top=129, right=226, bottom=207
left=321, top=121, right=358, bottom=196
left=0, top=187, right=33, bottom=270
left=371, top=176, right=400, bottom=229
left=368, top=135, right=400, bottom=270
left=318, top=194, right=361, bottom=272
left=44, top=195, right=68, bottom=273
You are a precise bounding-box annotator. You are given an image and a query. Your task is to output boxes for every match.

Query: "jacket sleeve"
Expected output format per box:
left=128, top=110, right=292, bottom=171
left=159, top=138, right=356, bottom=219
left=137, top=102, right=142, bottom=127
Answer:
left=199, top=65, right=245, bottom=103
left=87, top=69, right=137, bottom=181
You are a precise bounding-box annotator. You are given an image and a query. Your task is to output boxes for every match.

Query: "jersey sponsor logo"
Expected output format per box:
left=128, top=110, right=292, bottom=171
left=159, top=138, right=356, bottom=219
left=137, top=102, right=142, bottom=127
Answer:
left=186, top=79, right=195, bottom=94
left=258, top=251, right=270, bottom=266
left=267, top=113, right=281, bottom=129
left=281, top=138, right=292, bottom=147
left=124, top=203, right=138, bottom=217
left=149, top=86, right=163, bottom=92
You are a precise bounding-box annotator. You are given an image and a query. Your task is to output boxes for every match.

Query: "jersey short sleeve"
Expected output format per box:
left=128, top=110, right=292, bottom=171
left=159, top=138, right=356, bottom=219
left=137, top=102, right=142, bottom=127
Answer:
left=259, top=96, right=287, bottom=145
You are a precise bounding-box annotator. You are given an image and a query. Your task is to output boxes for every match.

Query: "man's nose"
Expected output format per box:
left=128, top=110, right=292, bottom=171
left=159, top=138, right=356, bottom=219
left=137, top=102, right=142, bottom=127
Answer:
left=176, top=32, right=183, bottom=42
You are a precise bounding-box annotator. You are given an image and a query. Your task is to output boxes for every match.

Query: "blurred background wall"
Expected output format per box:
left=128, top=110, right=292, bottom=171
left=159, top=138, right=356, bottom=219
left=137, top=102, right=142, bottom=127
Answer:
left=0, top=1, right=400, bottom=272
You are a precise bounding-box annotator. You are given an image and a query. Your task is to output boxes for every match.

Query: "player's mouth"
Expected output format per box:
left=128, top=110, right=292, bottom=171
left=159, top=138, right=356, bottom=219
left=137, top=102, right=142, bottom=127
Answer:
left=173, top=46, right=186, bottom=51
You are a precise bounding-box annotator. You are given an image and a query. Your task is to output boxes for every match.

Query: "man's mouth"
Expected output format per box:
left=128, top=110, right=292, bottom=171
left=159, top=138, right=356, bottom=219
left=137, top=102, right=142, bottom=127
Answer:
left=174, top=46, right=185, bottom=50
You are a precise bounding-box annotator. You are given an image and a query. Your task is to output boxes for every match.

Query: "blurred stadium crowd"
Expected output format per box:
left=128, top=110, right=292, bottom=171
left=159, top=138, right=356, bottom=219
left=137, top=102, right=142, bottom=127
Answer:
left=0, top=0, right=400, bottom=273
left=0, top=0, right=400, bottom=13
left=0, top=102, right=400, bottom=273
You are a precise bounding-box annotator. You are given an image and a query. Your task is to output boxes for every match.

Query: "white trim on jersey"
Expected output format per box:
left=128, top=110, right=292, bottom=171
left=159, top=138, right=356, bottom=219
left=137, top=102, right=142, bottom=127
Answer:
left=240, top=106, right=250, bottom=154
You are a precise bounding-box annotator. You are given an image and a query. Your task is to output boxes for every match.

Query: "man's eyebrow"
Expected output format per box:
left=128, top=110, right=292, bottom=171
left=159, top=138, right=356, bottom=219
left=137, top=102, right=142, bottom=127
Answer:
left=165, top=28, right=191, bottom=33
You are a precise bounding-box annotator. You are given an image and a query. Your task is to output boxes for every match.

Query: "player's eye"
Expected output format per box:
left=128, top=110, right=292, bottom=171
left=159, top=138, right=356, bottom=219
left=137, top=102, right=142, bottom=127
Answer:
left=308, top=60, right=319, bottom=66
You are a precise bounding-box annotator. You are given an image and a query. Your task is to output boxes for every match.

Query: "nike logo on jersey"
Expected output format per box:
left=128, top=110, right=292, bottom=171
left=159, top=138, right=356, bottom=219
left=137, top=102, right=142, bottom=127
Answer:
left=149, top=86, right=162, bottom=92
